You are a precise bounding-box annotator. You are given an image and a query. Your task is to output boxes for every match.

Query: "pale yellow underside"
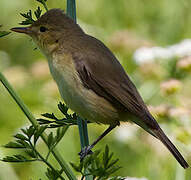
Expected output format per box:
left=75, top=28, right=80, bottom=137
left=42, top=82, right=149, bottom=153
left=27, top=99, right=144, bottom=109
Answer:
left=47, top=52, right=120, bottom=125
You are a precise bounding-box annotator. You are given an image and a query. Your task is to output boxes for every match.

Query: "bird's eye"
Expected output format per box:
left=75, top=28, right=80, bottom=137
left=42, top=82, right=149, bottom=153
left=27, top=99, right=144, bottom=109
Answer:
left=40, top=26, right=47, bottom=32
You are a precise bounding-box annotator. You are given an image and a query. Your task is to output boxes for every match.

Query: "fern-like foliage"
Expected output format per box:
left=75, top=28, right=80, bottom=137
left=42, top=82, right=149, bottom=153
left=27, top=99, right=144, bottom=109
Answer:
left=1, top=125, right=67, bottom=180
left=70, top=145, right=122, bottom=180
left=38, top=102, right=91, bottom=128
left=0, top=25, right=11, bottom=38
left=19, top=0, right=48, bottom=25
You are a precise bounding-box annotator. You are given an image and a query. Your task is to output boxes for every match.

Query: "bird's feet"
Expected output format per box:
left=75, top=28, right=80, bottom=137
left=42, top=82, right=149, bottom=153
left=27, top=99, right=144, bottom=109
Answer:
left=79, top=146, right=93, bottom=161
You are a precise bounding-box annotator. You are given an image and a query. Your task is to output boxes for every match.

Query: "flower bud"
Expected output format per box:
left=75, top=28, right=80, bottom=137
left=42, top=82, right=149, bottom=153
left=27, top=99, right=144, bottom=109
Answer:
left=177, top=56, right=191, bottom=72
left=148, top=105, right=169, bottom=118
left=168, top=107, right=189, bottom=119
left=138, top=62, right=165, bottom=80
left=160, top=79, right=182, bottom=95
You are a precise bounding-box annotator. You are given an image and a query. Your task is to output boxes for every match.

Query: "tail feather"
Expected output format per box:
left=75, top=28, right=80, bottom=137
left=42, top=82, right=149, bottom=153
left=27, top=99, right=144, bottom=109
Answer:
left=131, top=113, right=189, bottom=168
left=153, top=128, right=189, bottom=169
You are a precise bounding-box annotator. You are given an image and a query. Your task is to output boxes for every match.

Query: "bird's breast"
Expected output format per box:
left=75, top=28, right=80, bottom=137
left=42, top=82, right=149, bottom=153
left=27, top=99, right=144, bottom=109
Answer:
left=47, top=52, right=119, bottom=125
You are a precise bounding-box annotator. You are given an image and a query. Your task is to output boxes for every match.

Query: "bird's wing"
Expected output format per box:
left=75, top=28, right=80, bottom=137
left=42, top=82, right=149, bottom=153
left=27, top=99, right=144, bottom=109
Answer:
left=72, top=36, right=157, bottom=129
left=71, top=36, right=189, bottom=169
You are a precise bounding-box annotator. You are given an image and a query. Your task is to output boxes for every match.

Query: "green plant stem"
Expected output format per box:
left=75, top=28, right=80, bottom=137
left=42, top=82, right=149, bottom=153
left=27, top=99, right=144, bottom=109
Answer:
left=29, top=141, right=65, bottom=180
left=66, top=1, right=92, bottom=180
left=67, top=0, right=76, bottom=22
left=41, top=0, right=48, bottom=11
left=46, top=126, right=69, bottom=161
left=0, top=72, right=77, bottom=180
left=66, top=0, right=90, bottom=153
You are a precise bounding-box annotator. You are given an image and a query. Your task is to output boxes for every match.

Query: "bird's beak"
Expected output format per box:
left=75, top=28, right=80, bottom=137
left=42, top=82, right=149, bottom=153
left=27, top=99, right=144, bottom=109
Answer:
left=11, top=27, right=32, bottom=35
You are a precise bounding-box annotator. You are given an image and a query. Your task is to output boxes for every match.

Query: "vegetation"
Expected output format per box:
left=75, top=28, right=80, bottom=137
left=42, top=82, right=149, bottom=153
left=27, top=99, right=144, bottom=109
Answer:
left=0, top=0, right=191, bottom=179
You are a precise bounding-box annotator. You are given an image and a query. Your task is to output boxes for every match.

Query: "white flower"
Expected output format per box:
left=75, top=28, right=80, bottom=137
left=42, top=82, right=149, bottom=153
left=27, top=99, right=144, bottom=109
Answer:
left=134, top=39, right=191, bottom=64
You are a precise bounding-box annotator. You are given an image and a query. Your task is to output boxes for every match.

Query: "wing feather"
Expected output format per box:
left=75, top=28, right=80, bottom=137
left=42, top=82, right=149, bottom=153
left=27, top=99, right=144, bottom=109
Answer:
left=72, top=35, right=157, bottom=129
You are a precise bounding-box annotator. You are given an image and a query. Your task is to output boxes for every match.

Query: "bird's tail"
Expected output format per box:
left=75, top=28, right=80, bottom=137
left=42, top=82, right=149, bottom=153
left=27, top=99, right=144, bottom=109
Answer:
left=131, top=114, right=189, bottom=169
left=152, top=127, right=189, bottom=169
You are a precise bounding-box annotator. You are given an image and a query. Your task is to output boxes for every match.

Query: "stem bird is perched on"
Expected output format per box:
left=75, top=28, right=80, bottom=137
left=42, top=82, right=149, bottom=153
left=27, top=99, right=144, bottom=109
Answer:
left=11, top=9, right=189, bottom=169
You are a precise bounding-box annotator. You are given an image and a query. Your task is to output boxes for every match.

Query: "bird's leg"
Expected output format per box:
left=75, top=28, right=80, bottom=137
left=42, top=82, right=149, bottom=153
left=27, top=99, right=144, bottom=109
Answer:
left=79, top=125, right=116, bottom=161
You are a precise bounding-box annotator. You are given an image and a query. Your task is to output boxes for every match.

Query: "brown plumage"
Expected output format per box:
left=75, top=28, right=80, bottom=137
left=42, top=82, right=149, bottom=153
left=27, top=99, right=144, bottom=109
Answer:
left=11, top=9, right=189, bottom=168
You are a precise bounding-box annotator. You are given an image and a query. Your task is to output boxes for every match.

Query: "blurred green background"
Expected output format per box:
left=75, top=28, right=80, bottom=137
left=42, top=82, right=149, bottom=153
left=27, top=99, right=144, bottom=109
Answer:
left=0, top=0, right=191, bottom=179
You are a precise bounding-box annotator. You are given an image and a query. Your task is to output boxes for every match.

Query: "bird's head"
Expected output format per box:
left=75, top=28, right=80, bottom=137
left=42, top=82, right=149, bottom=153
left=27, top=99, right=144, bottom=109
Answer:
left=11, top=8, right=83, bottom=54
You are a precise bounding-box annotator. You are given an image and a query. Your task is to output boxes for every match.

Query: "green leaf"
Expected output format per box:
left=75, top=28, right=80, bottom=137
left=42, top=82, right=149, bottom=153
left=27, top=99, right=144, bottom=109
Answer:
left=14, top=133, right=28, bottom=141
left=37, top=118, right=52, bottom=125
left=45, top=168, right=60, bottom=180
left=107, top=159, right=119, bottom=169
left=16, top=139, right=31, bottom=148
left=4, top=141, right=25, bottom=149
left=93, top=150, right=101, bottom=158
left=20, top=13, right=29, bottom=18
left=19, top=10, right=35, bottom=25
left=39, top=103, right=79, bottom=127
left=25, top=149, right=38, bottom=158
left=52, top=120, right=67, bottom=125
left=83, top=154, right=92, bottom=169
left=70, top=162, right=82, bottom=173
left=45, top=128, right=67, bottom=162
left=1, top=156, right=22, bottom=162
left=103, top=145, right=109, bottom=167
left=36, top=0, right=48, bottom=11
left=0, top=31, right=11, bottom=38
left=88, top=167, right=102, bottom=176
left=49, top=124, right=63, bottom=128
left=1, top=155, right=36, bottom=163
left=55, top=126, right=68, bottom=143
left=47, top=132, right=54, bottom=147
left=14, top=155, right=27, bottom=161
left=24, top=126, right=36, bottom=139
left=42, top=113, right=58, bottom=120
left=58, top=102, right=69, bottom=115
left=108, top=152, right=114, bottom=163
left=34, top=125, right=47, bottom=144
left=19, top=20, right=34, bottom=25
left=95, top=158, right=100, bottom=170
left=21, top=128, right=28, bottom=135
left=81, top=146, right=121, bottom=179
left=34, top=6, right=42, bottom=19
left=61, top=118, right=77, bottom=125
left=56, top=127, right=61, bottom=138
left=106, top=166, right=121, bottom=175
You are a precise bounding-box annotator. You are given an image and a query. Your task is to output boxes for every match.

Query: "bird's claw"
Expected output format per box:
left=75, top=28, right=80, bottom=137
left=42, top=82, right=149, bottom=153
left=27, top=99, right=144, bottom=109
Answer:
left=79, top=146, right=93, bottom=161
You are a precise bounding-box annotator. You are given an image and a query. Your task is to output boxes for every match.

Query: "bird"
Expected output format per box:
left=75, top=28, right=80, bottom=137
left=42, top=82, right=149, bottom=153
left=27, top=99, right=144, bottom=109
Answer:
left=11, top=8, right=189, bottom=168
